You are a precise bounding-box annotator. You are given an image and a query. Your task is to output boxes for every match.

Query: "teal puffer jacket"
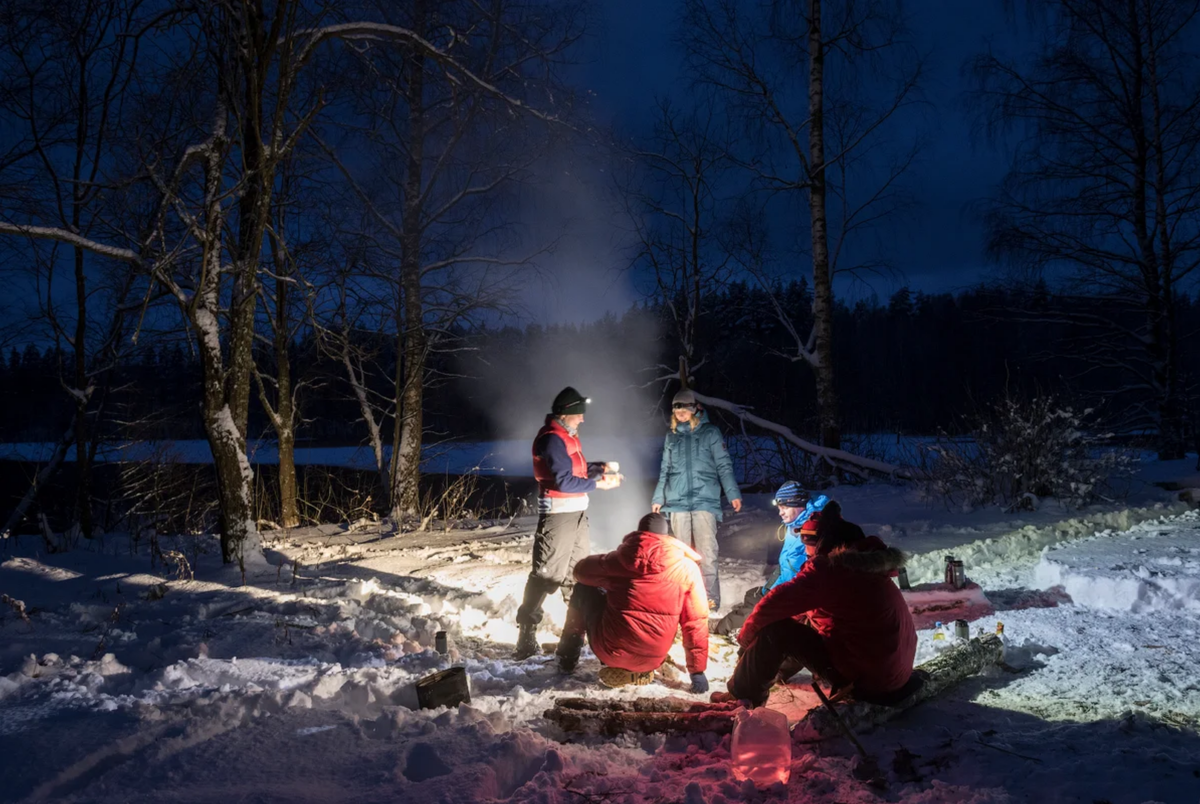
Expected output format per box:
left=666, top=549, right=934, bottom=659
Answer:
left=651, top=411, right=742, bottom=521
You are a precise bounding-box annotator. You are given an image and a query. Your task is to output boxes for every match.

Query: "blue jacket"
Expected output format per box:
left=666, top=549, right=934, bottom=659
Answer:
left=651, top=411, right=741, bottom=521
left=766, top=494, right=831, bottom=592
left=771, top=528, right=809, bottom=592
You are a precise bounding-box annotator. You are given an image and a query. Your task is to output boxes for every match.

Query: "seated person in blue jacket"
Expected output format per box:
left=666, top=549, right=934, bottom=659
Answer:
left=712, top=481, right=837, bottom=636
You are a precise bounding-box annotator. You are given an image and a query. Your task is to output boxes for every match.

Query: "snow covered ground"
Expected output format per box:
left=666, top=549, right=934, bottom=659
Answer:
left=2, top=467, right=1200, bottom=802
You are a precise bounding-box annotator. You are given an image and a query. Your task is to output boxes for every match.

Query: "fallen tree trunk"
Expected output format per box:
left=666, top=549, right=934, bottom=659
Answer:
left=693, top=391, right=911, bottom=480
left=799, top=633, right=1003, bottom=738
left=545, top=697, right=740, bottom=736
left=545, top=634, right=1004, bottom=737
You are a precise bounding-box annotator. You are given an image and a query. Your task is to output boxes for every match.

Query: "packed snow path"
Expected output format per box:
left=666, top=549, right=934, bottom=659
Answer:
left=1, top=508, right=1199, bottom=802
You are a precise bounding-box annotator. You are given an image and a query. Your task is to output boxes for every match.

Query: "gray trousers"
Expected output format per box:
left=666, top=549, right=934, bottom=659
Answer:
left=516, top=511, right=590, bottom=626
left=670, top=510, right=719, bottom=607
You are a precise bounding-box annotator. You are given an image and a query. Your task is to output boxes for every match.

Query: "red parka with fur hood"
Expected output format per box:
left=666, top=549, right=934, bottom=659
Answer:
left=739, top=535, right=916, bottom=696
left=574, top=530, right=710, bottom=674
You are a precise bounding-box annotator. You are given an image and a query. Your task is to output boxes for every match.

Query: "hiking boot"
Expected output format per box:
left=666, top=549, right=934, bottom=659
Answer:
left=597, top=666, right=654, bottom=688
left=708, top=599, right=719, bottom=612
left=556, top=633, right=584, bottom=673
left=513, top=624, right=540, bottom=660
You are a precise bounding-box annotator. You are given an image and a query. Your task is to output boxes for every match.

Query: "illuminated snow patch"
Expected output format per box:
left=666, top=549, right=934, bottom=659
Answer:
left=1034, top=514, right=1200, bottom=612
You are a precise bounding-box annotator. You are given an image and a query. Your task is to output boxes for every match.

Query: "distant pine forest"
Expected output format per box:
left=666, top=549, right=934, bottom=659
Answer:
left=2, top=281, right=1198, bottom=447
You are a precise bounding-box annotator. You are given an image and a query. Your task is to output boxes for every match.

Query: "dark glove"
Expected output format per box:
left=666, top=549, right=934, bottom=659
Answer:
left=690, top=672, right=709, bottom=694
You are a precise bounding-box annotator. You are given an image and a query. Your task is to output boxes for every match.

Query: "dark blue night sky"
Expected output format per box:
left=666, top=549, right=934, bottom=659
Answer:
left=528, top=1, right=1035, bottom=323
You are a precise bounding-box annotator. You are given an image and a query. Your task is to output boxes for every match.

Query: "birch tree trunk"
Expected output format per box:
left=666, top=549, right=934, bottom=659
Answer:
left=274, top=287, right=299, bottom=528
left=389, top=0, right=428, bottom=520
left=807, top=0, right=840, bottom=451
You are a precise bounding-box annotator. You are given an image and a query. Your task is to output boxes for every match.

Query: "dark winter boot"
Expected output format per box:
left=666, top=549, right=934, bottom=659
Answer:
left=515, top=575, right=552, bottom=631
left=556, top=632, right=584, bottom=673
left=513, top=624, right=540, bottom=661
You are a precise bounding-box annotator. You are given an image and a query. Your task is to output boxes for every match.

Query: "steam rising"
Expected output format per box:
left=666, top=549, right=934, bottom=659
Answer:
left=471, top=313, right=667, bottom=550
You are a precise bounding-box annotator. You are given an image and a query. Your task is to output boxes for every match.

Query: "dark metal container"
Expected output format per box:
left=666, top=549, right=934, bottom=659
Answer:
left=950, top=559, right=966, bottom=589
left=434, top=630, right=448, bottom=656
left=897, top=567, right=911, bottom=590
left=954, top=619, right=969, bottom=640
left=416, top=666, right=470, bottom=710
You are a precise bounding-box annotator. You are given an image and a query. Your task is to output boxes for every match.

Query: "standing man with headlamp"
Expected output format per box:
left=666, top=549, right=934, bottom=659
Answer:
left=513, top=386, right=621, bottom=660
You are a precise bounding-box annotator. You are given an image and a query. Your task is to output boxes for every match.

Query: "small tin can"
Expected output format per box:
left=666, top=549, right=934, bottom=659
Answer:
left=897, top=567, right=911, bottom=590
left=951, top=559, right=966, bottom=589
left=944, top=555, right=956, bottom=584
left=434, top=631, right=448, bottom=656
left=954, top=619, right=969, bottom=640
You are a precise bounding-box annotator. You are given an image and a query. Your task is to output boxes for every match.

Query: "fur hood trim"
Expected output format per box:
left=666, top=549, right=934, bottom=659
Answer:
left=828, top=542, right=906, bottom=574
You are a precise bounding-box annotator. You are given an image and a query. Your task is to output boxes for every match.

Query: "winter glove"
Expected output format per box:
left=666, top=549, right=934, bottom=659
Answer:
left=690, top=673, right=709, bottom=694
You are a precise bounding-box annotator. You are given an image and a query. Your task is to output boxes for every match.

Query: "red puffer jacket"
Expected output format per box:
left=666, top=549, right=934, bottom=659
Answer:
left=739, top=536, right=916, bottom=696
left=574, top=530, right=710, bottom=674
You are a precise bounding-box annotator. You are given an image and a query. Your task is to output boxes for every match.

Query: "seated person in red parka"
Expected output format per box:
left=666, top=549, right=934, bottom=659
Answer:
left=555, top=512, right=711, bottom=692
left=721, top=501, right=917, bottom=707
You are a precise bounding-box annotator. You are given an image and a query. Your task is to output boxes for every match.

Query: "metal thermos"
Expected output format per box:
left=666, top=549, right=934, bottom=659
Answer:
left=950, top=559, right=966, bottom=589
left=897, top=567, right=911, bottom=590
left=434, top=631, right=448, bottom=656
left=954, top=619, right=969, bottom=640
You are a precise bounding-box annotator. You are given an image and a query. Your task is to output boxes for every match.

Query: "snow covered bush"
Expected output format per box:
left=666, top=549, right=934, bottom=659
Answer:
left=922, top=395, right=1137, bottom=511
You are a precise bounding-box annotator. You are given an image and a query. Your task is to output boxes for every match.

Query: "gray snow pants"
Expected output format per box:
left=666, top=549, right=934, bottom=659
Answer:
left=516, top=511, right=590, bottom=626
left=670, top=510, right=719, bottom=608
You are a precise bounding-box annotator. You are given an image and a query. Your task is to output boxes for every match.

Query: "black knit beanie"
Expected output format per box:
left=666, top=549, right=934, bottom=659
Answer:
left=638, top=512, right=669, bottom=535
left=552, top=386, right=589, bottom=415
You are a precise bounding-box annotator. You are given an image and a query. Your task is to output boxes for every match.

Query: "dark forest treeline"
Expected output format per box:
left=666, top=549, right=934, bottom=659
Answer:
left=3, top=282, right=1197, bottom=447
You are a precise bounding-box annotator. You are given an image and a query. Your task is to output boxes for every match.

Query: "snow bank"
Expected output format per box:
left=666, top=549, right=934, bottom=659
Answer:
left=902, top=503, right=1186, bottom=589
left=1033, top=510, right=1200, bottom=612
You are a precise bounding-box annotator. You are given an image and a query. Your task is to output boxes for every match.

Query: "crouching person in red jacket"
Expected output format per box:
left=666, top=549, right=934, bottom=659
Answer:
left=555, top=512, right=710, bottom=692
left=723, top=501, right=917, bottom=707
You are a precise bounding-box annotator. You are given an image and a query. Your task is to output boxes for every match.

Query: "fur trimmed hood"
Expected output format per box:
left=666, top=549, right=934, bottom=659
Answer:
left=827, top=535, right=906, bottom=575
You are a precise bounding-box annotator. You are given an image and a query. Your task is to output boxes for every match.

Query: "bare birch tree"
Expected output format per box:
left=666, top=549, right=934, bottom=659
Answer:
left=0, top=0, right=573, bottom=563
left=0, top=0, right=152, bottom=539
left=620, top=99, right=739, bottom=389
left=682, top=0, right=922, bottom=450
left=972, top=0, right=1200, bottom=459
left=317, top=0, right=582, bottom=520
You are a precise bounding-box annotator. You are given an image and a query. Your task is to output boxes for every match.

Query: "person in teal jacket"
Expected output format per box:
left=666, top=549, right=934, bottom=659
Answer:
left=651, top=388, right=742, bottom=609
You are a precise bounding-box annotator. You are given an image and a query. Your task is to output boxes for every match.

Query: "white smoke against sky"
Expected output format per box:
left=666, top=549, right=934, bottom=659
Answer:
left=471, top=319, right=666, bottom=551
left=466, top=149, right=671, bottom=550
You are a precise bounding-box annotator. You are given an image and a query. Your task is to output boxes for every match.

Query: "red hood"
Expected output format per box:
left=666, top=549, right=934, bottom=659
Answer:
left=574, top=529, right=710, bottom=674
left=616, top=530, right=702, bottom=573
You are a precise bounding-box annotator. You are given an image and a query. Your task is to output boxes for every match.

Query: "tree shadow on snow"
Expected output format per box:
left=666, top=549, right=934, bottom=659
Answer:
left=840, top=681, right=1200, bottom=803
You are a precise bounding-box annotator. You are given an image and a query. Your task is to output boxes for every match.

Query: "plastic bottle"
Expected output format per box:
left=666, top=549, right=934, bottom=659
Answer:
left=931, top=621, right=950, bottom=652
left=731, top=708, right=791, bottom=787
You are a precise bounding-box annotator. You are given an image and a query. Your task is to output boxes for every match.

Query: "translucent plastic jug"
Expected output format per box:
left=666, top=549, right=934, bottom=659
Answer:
left=730, top=707, right=791, bottom=786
